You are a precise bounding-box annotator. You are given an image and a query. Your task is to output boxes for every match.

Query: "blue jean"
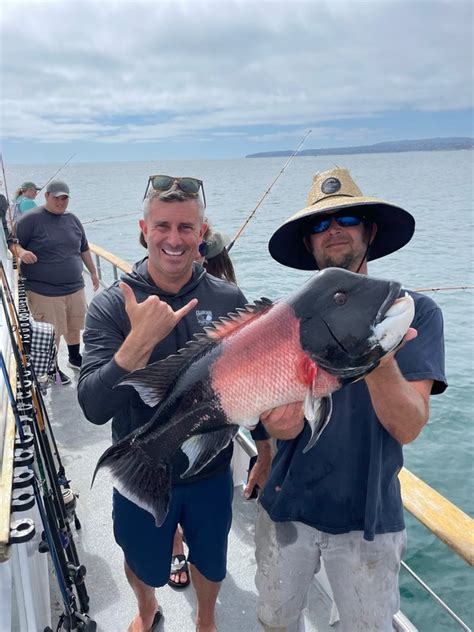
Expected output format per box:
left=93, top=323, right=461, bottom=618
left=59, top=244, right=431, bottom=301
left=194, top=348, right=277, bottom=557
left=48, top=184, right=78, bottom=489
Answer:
left=255, top=506, right=407, bottom=632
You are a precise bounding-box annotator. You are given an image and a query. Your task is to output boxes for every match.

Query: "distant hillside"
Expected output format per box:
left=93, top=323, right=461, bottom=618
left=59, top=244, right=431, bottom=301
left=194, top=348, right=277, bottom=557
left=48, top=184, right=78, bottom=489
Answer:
left=246, top=137, right=474, bottom=158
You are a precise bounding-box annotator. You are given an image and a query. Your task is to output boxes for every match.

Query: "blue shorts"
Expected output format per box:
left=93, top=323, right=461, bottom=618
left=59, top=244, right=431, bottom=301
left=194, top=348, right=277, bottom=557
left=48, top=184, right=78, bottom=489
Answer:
left=112, top=467, right=234, bottom=587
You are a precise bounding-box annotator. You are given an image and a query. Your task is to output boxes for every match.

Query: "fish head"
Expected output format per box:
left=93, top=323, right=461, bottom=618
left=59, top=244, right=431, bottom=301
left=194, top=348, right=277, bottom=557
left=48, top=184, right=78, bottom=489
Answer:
left=292, top=268, right=414, bottom=379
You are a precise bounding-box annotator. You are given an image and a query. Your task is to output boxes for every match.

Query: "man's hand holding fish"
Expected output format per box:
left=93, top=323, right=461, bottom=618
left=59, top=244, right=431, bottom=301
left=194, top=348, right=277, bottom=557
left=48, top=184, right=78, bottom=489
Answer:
left=259, top=401, right=305, bottom=441
left=363, top=326, right=432, bottom=445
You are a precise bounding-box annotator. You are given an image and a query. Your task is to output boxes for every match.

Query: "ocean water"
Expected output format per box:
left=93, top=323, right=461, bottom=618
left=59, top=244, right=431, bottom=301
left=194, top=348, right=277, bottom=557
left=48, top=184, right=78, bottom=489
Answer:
left=3, top=150, right=473, bottom=630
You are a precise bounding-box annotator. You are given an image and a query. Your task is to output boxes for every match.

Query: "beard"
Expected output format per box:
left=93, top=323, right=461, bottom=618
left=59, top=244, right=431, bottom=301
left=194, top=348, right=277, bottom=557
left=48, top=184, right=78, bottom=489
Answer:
left=317, top=251, right=358, bottom=271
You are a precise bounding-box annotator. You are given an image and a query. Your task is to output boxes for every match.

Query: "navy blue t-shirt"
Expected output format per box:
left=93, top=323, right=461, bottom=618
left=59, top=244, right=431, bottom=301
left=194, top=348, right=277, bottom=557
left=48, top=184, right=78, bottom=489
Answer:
left=259, top=291, right=447, bottom=541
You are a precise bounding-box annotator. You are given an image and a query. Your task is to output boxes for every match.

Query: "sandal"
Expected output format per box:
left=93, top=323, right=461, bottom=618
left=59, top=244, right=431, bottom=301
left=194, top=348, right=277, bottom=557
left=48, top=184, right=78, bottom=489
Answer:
left=149, top=608, right=163, bottom=631
left=167, top=553, right=190, bottom=589
left=128, top=607, right=163, bottom=632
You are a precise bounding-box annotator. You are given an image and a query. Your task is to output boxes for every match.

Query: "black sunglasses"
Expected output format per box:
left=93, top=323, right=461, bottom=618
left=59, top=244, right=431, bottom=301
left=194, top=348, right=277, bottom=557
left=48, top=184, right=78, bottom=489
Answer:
left=310, top=213, right=366, bottom=234
left=143, top=174, right=206, bottom=207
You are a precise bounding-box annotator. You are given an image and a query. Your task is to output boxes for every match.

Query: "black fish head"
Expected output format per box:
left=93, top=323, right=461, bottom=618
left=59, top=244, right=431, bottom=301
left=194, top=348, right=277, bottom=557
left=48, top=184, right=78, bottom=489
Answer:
left=290, top=268, right=413, bottom=378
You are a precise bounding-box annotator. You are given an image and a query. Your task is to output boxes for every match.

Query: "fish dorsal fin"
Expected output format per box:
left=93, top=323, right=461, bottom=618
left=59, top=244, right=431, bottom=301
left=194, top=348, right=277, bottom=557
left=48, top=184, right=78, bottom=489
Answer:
left=181, top=425, right=239, bottom=478
left=117, top=297, right=274, bottom=407
left=203, top=297, right=273, bottom=340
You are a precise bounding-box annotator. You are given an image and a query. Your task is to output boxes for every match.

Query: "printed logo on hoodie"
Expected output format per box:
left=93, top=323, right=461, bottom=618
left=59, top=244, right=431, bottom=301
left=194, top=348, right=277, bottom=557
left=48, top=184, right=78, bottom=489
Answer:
left=196, top=310, right=213, bottom=326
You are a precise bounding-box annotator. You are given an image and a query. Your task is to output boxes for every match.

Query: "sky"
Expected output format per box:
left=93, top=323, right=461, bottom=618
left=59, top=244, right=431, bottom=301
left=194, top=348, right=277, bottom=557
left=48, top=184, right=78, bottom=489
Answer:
left=1, top=0, right=473, bottom=164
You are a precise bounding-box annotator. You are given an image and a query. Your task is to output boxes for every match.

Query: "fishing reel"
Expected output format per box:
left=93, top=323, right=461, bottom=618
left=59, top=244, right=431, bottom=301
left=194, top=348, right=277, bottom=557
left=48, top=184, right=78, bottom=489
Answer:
left=62, top=486, right=81, bottom=530
left=56, top=611, right=97, bottom=631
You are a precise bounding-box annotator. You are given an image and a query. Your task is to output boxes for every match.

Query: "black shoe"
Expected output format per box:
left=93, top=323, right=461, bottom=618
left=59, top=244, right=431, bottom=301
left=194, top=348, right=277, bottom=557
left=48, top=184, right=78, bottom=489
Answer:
left=67, top=354, right=82, bottom=370
left=56, top=368, right=71, bottom=385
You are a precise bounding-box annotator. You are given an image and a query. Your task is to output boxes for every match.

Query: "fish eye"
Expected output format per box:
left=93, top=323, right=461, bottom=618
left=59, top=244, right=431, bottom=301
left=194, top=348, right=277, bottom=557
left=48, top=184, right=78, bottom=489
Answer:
left=333, top=291, right=347, bottom=306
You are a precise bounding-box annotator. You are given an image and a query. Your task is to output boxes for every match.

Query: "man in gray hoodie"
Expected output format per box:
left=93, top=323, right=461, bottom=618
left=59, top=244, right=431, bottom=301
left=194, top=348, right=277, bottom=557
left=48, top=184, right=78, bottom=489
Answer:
left=78, top=181, right=271, bottom=632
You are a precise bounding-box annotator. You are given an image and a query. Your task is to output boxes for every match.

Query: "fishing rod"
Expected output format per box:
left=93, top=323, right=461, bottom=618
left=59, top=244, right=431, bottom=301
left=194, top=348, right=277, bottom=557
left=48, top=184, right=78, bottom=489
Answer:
left=414, top=285, right=473, bottom=293
left=0, top=352, right=96, bottom=631
left=0, top=265, right=77, bottom=506
left=0, top=152, right=16, bottom=232
left=0, top=261, right=82, bottom=527
left=0, top=352, right=74, bottom=624
left=0, top=273, right=91, bottom=614
left=0, top=306, right=92, bottom=619
left=227, top=129, right=312, bottom=252
left=40, top=153, right=76, bottom=191
left=82, top=209, right=139, bottom=225
left=0, top=152, right=11, bottom=202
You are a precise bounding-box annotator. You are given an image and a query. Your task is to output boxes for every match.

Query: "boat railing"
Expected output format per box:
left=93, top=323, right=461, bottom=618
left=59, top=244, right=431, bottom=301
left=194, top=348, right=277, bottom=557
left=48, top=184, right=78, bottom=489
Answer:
left=87, top=243, right=473, bottom=631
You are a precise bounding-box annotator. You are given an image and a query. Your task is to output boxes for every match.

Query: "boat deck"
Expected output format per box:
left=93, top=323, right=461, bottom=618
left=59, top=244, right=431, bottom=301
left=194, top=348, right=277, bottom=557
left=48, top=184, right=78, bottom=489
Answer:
left=45, top=275, right=335, bottom=632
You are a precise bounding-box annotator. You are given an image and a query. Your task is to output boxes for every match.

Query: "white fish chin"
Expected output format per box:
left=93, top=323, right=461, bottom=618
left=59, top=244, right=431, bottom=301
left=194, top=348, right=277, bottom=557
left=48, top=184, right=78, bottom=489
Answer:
left=372, top=293, right=415, bottom=352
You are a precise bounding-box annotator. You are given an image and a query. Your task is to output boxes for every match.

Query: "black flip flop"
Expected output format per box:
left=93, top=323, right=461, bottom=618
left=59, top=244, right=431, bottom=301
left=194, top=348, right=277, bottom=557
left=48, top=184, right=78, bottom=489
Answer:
left=149, top=607, right=163, bottom=631
left=167, top=553, right=190, bottom=589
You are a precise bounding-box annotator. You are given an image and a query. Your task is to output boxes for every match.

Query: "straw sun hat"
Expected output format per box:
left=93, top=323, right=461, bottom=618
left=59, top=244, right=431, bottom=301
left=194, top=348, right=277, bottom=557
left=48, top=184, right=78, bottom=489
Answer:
left=268, top=167, right=415, bottom=270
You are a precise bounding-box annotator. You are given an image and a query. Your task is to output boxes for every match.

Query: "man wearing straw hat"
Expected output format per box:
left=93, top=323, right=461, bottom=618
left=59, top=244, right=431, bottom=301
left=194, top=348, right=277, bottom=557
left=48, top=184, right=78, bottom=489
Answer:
left=256, top=167, right=447, bottom=632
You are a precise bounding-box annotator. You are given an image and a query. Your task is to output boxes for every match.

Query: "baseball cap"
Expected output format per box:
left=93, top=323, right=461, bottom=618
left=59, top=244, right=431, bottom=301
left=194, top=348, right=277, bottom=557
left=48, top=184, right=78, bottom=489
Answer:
left=21, top=181, right=41, bottom=191
left=45, top=180, right=70, bottom=197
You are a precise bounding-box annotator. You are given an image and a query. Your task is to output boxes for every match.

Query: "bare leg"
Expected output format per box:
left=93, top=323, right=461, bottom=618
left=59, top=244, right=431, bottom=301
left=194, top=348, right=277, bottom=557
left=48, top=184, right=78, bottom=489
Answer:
left=65, top=329, right=81, bottom=345
left=189, top=563, right=220, bottom=632
left=170, top=525, right=189, bottom=586
left=124, top=560, right=159, bottom=632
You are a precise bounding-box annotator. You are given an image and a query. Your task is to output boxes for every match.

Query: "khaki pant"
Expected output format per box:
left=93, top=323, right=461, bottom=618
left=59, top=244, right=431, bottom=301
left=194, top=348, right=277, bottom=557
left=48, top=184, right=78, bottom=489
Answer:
left=255, top=505, right=406, bottom=632
left=27, top=289, right=87, bottom=344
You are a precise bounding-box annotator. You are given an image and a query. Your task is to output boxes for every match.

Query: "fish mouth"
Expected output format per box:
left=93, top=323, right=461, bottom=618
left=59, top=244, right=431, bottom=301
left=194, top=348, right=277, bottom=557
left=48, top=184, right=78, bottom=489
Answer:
left=373, top=281, right=403, bottom=328
left=371, top=291, right=415, bottom=353
left=317, top=281, right=409, bottom=380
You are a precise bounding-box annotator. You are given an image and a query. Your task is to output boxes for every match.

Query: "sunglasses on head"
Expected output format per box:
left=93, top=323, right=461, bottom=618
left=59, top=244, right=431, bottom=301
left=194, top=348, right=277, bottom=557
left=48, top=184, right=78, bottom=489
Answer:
left=143, top=174, right=206, bottom=207
left=310, top=213, right=366, bottom=234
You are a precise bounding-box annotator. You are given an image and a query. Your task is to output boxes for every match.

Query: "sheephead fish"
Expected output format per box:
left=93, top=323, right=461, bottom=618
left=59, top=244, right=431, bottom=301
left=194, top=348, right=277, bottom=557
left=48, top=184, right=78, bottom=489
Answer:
left=93, top=268, right=414, bottom=526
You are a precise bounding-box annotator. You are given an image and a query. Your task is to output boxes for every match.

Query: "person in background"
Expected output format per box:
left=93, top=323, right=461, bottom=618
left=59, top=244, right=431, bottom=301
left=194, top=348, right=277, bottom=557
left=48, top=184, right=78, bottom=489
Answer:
left=13, top=181, right=41, bottom=220
left=199, top=226, right=237, bottom=284
left=15, top=180, right=99, bottom=385
left=256, top=167, right=447, bottom=632
left=78, top=177, right=272, bottom=632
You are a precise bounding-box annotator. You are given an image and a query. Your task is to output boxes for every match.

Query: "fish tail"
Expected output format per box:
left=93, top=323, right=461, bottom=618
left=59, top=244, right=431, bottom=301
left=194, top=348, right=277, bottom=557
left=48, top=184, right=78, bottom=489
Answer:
left=92, top=438, right=172, bottom=528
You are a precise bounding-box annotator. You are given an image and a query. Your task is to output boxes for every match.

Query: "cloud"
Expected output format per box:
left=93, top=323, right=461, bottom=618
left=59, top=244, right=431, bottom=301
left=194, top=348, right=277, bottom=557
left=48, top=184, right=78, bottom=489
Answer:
left=1, top=0, right=472, bottom=152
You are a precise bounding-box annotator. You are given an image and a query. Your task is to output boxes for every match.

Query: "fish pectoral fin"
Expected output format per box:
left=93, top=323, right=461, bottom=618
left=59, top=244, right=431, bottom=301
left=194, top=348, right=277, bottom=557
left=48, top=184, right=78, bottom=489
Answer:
left=117, top=359, right=184, bottom=407
left=93, top=439, right=172, bottom=528
left=181, top=425, right=239, bottom=478
left=302, top=394, right=333, bottom=454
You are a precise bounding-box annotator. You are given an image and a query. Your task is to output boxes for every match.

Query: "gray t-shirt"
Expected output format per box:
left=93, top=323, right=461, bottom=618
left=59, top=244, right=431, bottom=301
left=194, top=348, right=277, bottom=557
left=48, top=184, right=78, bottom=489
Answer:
left=16, top=205, right=89, bottom=296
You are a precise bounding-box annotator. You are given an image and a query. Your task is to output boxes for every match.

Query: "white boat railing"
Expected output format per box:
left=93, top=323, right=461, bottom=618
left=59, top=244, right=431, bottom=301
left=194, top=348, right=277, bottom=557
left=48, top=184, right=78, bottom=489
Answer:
left=88, top=242, right=473, bottom=631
